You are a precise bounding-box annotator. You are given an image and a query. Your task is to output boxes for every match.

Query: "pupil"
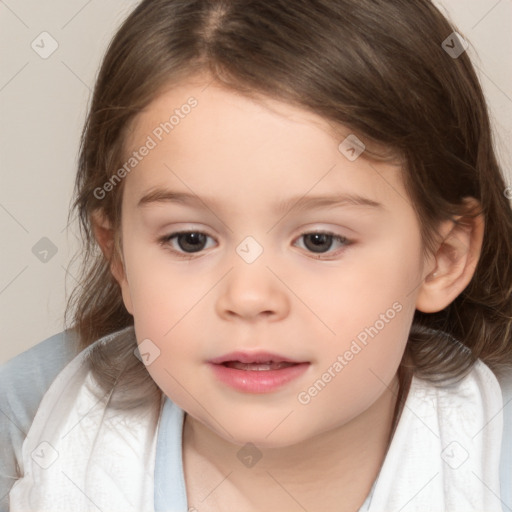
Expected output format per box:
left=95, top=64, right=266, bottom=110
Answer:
left=305, top=233, right=332, bottom=253
left=179, top=233, right=206, bottom=252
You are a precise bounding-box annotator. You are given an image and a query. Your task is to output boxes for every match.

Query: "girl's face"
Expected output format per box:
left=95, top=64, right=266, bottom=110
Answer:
left=115, top=78, right=430, bottom=448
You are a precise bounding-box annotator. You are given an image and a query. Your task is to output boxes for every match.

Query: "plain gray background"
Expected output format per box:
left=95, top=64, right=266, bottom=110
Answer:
left=1, top=0, right=511, bottom=363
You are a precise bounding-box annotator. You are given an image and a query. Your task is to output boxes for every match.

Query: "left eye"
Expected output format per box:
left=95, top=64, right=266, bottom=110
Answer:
left=159, top=230, right=351, bottom=258
left=293, top=232, right=350, bottom=256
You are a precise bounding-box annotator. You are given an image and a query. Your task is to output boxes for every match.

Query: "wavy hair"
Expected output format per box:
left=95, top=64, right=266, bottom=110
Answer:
left=64, top=0, right=512, bottom=410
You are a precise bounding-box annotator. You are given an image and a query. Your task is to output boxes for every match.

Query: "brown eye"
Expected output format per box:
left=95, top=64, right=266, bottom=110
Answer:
left=294, top=231, right=350, bottom=257
left=160, top=231, right=214, bottom=256
left=174, top=232, right=207, bottom=252
left=303, top=233, right=334, bottom=253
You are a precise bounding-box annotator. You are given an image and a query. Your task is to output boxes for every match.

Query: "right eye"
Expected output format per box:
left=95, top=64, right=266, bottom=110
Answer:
left=159, top=231, right=217, bottom=258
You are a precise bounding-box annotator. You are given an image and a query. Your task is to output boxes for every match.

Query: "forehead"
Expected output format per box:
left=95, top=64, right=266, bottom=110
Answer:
left=121, top=80, right=408, bottom=213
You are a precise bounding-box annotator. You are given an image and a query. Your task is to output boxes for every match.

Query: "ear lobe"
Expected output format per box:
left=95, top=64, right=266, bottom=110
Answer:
left=415, top=198, right=485, bottom=313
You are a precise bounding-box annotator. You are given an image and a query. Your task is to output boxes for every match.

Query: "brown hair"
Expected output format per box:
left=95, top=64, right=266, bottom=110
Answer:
left=65, top=0, right=512, bottom=410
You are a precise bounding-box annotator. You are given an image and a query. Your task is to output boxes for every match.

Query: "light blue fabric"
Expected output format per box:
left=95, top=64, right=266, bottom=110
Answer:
left=498, top=370, right=512, bottom=510
left=154, top=398, right=188, bottom=511
left=0, top=330, right=79, bottom=512
left=1, top=330, right=511, bottom=511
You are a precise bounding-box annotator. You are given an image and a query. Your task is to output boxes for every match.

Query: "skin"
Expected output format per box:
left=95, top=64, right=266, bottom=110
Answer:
left=93, top=76, right=484, bottom=511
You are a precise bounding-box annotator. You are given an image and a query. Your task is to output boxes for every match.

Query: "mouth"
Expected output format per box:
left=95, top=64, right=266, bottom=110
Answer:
left=208, top=350, right=306, bottom=366
left=220, top=361, right=299, bottom=371
left=207, top=351, right=310, bottom=393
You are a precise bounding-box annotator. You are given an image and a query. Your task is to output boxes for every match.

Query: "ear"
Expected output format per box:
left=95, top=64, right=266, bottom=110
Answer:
left=415, top=197, right=485, bottom=313
left=91, top=209, right=123, bottom=282
left=90, top=209, right=133, bottom=314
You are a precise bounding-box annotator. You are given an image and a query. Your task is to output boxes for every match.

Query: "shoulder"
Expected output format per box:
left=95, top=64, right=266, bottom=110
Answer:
left=0, top=329, right=81, bottom=423
left=493, top=366, right=512, bottom=509
left=0, top=329, right=80, bottom=510
left=496, top=367, right=512, bottom=396
left=495, top=366, right=512, bottom=436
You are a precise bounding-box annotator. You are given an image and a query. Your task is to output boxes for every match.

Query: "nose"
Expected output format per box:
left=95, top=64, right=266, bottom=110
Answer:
left=215, top=260, right=291, bottom=322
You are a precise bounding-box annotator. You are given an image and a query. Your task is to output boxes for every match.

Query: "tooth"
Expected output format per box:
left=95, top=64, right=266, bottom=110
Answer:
left=224, top=361, right=295, bottom=370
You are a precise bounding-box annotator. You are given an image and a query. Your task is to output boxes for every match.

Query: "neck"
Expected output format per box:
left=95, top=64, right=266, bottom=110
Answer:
left=183, top=371, right=408, bottom=511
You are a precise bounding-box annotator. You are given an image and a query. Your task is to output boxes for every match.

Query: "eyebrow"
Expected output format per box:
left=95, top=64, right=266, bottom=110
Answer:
left=137, top=188, right=385, bottom=214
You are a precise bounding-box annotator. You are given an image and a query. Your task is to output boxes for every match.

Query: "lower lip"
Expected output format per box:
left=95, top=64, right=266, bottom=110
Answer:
left=207, top=362, right=310, bottom=393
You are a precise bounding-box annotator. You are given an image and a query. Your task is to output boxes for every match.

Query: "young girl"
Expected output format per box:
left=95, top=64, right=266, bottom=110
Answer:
left=1, top=0, right=512, bottom=510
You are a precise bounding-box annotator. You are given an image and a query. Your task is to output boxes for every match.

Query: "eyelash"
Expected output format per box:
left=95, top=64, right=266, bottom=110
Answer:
left=158, top=230, right=352, bottom=260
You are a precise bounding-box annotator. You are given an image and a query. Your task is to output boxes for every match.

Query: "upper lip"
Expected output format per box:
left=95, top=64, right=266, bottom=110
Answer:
left=208, top=351, right=306, bottom=364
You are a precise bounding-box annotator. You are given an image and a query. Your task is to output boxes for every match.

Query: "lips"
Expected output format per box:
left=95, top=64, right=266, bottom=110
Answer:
left=207, top=350, right=310, bottom=392
left=208, top=351, right=304, bottom=365
left=222, top=361, right=296, bottom=371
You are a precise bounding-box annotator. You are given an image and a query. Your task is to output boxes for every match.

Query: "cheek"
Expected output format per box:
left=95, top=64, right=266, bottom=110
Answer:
left=295, top=304, right=413, bottom=434
left=125, top=258, right=205, bottom=406
left=121, top=234, right=203, bottom=332
left=318, top=230, right=421, bottom=343
left=120, top=235, right=208, bottom=401
left=301, top=235, right=420, bottom=417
